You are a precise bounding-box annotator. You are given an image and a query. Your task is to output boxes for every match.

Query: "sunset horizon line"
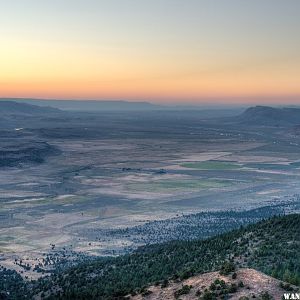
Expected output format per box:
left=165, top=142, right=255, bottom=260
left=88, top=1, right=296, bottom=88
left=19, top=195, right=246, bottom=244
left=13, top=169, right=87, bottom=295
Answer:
left=1, top=95, right=300, bottom=107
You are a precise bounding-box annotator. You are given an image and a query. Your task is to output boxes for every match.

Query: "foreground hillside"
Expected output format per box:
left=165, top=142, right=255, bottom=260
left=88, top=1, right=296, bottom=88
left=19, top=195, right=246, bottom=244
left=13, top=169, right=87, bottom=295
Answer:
left=1, top=214, right=299, bottom=299
left=130, top=268, right=294, bottom=300
left=33, top=214, right=300, bottom=299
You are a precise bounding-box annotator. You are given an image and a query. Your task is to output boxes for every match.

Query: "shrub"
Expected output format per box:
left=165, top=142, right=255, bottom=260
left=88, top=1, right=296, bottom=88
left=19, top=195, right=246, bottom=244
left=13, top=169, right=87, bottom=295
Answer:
left=259, top=291, right=273, bottom=300
left=161, top=279, right=169, bottom=288
left=174, top=285, right=192, bottom=298
left=228, top=283, right=238, bottom=293
left=220, top=261, right=235, bottom=275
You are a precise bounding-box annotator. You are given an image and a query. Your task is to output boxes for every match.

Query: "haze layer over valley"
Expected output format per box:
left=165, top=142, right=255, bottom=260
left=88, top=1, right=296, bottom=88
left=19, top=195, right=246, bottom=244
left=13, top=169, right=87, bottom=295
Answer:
left=0, top=101, right=300, bottom=279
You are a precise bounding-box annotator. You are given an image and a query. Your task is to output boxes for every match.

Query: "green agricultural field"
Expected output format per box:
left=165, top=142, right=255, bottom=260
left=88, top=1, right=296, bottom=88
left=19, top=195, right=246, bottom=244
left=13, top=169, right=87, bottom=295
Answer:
left=181, top=161, right=241, bottom=170
left=127, top=178, right=231, bottom=193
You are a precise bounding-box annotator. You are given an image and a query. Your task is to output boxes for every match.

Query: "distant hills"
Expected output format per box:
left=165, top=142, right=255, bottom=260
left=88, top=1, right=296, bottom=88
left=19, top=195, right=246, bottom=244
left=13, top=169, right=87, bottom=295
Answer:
left=0, top=98, right=245, bottom=116
left=1, top=100, right=300, bottom=127
left=0, top=98, right=163, bottom=112
left=0, top=100, right=60, bottom=115
left=238, top=105, right=300, bottom=126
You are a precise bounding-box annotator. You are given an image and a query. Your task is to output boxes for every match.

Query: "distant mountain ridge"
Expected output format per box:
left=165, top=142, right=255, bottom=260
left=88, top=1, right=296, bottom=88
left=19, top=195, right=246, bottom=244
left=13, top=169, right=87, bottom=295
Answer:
left=0, top=98, right=245, bottom=115
left=0, top=98, right=163, bottom=111
left=239, top=105, right=300, bottom=126
left=0, top=100, right=60, bottom=115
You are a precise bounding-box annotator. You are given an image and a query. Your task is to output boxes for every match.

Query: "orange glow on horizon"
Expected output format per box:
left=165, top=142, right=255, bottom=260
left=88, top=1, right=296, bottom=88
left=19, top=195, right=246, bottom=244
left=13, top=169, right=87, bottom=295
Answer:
left=1, top=40, right=299, bottom=103
left=1, top=66, right=299, bottom=104
left=1, top=1, right=299, bottom=104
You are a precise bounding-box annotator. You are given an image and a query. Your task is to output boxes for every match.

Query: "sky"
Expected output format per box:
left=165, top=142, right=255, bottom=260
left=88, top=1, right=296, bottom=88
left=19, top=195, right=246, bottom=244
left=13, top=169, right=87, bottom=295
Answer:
left=0, top=0, right=300, bottom=104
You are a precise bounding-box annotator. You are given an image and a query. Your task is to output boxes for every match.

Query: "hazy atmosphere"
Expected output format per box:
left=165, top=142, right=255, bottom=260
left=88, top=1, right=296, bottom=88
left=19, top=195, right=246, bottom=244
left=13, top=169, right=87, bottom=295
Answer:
left=0, top=1, right=300, bottom=300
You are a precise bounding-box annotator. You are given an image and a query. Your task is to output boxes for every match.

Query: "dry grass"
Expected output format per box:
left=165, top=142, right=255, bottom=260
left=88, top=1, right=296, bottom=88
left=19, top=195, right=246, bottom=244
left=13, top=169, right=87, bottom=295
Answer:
left=130, top=268, right=295, bottom=300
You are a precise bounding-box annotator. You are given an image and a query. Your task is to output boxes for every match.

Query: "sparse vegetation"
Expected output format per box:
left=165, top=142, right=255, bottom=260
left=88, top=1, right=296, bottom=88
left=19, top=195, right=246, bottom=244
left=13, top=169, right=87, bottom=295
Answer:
left=220, top=261, right=236, bottom=275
